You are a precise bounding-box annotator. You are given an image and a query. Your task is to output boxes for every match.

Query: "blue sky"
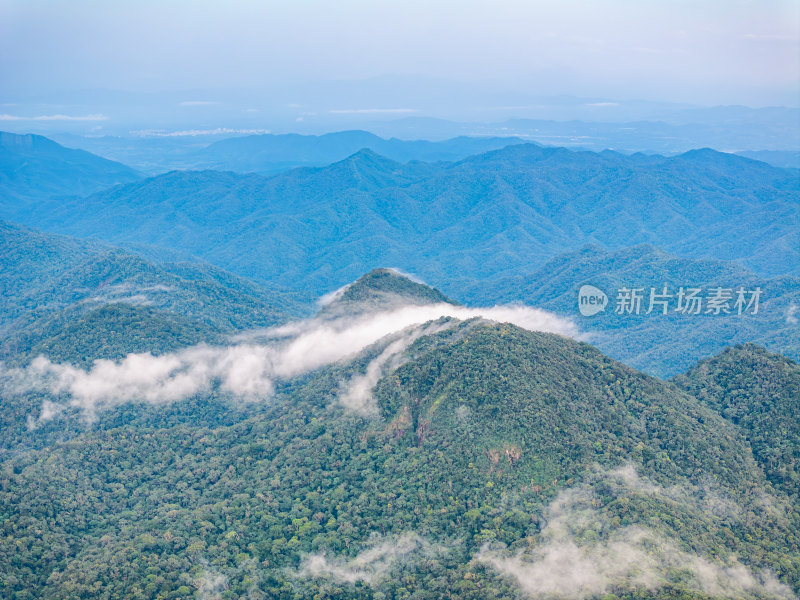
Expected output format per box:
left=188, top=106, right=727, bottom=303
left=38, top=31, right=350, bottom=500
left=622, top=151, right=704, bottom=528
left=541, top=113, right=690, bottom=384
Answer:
left=1, top=0, right=798, bottom=106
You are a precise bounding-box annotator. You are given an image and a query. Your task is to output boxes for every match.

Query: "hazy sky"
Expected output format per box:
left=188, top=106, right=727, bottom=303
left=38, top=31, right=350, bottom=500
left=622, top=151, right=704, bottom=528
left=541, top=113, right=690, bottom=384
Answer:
left=1, top=0, right=798, bottom=106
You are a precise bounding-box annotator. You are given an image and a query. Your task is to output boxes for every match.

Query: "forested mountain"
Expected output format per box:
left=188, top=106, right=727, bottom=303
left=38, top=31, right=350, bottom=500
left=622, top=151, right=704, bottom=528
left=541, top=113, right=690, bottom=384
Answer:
left=4, top=141, right=796, bottom=376
left=674, top=344, right=800, bottom=498
left=1, top=131, right=798, bottom=599
left=0, top=131, right=141, bottom=218
left=3, top=0, right=798, bottom=595
left=1, top=312, right=798, bottom=598
left=319, top=267, right=457, bottom=317
left=9, top=144, right=797, bottom=302
left=0, top=220, right=299, bottom=366
left=479, top=244, right=800, bottom=376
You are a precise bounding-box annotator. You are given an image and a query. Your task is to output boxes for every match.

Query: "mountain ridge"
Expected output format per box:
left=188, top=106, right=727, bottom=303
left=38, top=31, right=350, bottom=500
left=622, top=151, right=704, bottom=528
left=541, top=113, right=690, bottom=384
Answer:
left=0, top=131, right=141, bottom=218
left=9, top=143, right=797, bottom=296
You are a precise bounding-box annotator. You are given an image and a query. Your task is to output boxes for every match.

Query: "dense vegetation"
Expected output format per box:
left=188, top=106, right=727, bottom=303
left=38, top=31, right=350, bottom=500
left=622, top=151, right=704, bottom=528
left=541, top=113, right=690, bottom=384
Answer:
left=1, top=317, right=799, bottom=599
left=320, top=268, right=457, bottom=317
left=674, top=344, right=800, bottom=498
left=487, top=244, right=800, bottom=376
left=5, top=144, right=797, bottom=300
left=0, top=131, right=140, bottom=219
left=0, top=220, right=300, bottom=366
left=1, top=134, right=798, bottom=599
left=3, top=133, right=798, bottom=377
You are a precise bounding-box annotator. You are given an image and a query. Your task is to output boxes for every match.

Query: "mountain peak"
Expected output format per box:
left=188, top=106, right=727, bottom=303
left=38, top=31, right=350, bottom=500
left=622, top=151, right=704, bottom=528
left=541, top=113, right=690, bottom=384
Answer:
left=320, top=268, right=457, bottom=315
left=316, top=148, right=421, bottom=191
left=342, top=147, right=398, bottom=165
left=674, top=343, right=800, bottom=496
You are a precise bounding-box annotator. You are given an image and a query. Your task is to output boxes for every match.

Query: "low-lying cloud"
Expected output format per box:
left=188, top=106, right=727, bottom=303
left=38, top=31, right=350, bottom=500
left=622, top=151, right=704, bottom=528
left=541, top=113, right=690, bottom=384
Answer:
left=298, top=532, right=434, bottom=585
left=0, top=113, right=108, bottom=121
left=2, top=301, right=578, bottom=423
left=194, top=568, right=229, bottom=600
left=338, top=320, right=453, bottom=414
left=130, top=128, right=271, bottom=137
left=477, top=466, right=795, bottom=600
left=787, top=302, right=798, bottom=325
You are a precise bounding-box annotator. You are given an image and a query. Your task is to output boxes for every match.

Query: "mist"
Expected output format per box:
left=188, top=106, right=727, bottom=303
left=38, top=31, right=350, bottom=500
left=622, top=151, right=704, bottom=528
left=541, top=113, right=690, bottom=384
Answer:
left=2, top=0, right=797, bottom=107
left=2, top=301, right=578, bottom=423
left=298, top=532, right=436, bottom=585
left=476, top=466, right=795, bottom=600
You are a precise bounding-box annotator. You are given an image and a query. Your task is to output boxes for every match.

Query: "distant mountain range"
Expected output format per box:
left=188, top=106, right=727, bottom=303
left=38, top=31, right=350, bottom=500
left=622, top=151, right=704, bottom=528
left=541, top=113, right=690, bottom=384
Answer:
left=0, top=131, right=141, bottom=217
left=362, top=107, right=800, bottom=154
left=0, top=220, right=300, bottom=367
left=46, top=130, right=526, bottom=175
left=737, top=150, right=800, bottom=169
left=9, top=143, right=796, bottom=293
left=189, top=130, right=526, bottom=174
left=483, top=244, right=800, bottom=376
left=6, top=83, right=798, bottom=154
left=2, top=133, right=797, bottom=376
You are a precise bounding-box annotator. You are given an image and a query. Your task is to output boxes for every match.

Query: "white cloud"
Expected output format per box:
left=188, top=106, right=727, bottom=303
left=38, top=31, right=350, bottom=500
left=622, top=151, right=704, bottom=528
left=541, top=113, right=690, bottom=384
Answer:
left=317, top=282, right=352, bottom=307
left=0, top=113, right=108, bottom=121
left=194, top=568, right=228, bottom=600
left=329, top=108, right=417, bottom=114
left=338, top=320, right=452, bottom=415
left=298, top=532, right=432, bottom=585
left=4, top=301, right=578, bottom=423
left=786, top=303, right=798, bottom=325
left=83, top=283, right=173, bottom=307
left=385, top=267, right=426, bottom=284
left=26, top=400, right=65, bottom=430
left=130, top=128, right=270, bottom=137
left=477, top=467, right=795, bottom=600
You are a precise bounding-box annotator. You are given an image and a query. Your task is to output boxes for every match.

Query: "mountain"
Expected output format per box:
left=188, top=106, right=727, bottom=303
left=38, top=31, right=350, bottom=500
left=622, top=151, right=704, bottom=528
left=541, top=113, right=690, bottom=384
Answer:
left=0, top=220, right=299, bottom=366
left=737, top=150, right=800, bottom=170
left=190, top=130, right=526, bottom=174
left=1, top=311, right=798, bottom=598
left=475, top=244, right=800, bottom=377
left=44, top=131, right=526, bottom=176
left=319, top=267, right=457, bottom=316
left=674, top=344, right=800, bottom=498
left=0, top=131, right=141, bottom=219
left=8, top=144, right=798, bottom=299
left=364, top=107, right=800, bottom=154
left=2, top=142, right=798, bottom=376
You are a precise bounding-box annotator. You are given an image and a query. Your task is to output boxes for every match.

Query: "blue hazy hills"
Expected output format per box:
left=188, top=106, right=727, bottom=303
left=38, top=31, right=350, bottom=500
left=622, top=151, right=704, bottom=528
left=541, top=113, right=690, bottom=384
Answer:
left=5, top=140, right=796, bottom=293
left=0, top=220, right=300, bottom=366
left=1, top=129, right=798, bottom=375
left=46, top=130, right=528, bottom=176
left=0, top=131, right=141, bottom=214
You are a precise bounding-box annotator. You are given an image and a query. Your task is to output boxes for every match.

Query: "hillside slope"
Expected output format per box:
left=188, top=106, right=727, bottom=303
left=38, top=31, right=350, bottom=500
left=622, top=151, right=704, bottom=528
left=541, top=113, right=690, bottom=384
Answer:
left=0, top=131, right=141, bottom=218
left=9, top=144, right=796, bottom=299
left=0, top=220, right=298, bottom=366
left=674, top=344, right=800, bottom=498
left=1, top=321, right=797, bottom=598
left=478, top=244, right=800, bottom=376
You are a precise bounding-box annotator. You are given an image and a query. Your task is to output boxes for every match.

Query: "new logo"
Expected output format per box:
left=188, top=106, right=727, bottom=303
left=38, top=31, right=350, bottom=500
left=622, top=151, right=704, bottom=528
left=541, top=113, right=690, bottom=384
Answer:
left=578, top=285, right=608, bottom=316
